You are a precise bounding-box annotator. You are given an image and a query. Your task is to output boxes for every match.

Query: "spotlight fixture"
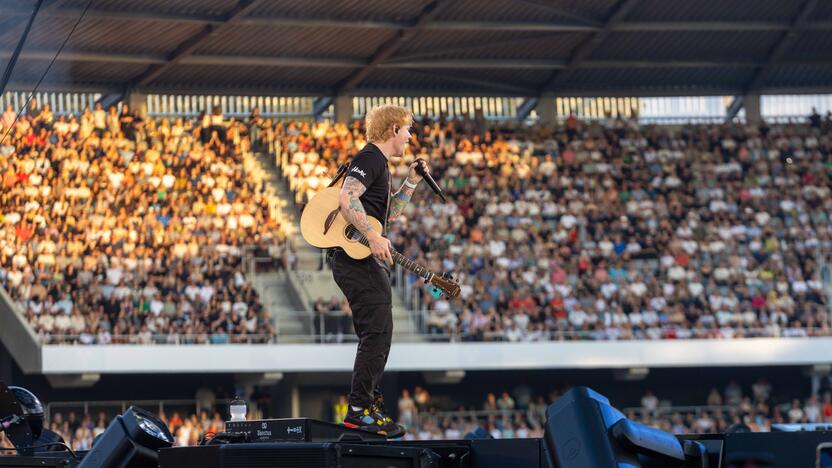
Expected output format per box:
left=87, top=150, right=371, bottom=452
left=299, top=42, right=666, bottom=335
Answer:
left=0, top=382, right=68, bottom=456
left=77, top=406, right=173, bottom=468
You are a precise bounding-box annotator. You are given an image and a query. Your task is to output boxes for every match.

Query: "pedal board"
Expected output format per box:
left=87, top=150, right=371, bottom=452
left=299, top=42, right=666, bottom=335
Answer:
left=224, top=418, right=386, bottom=443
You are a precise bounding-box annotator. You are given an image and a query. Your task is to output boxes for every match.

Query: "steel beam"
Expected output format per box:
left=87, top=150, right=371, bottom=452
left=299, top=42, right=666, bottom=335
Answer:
left=312, top=96, right=334, bottom=118
left=334, top=0, right=451, bottom=95
left=403, top=69, right=537, bottom=95
left=6, top=49, right=829, bottom=69
left=516, top=97, right=539, bottom=121
left=508, top=0, right=602, bottom=27
left=539, top=0, right=642, bottom=93
left=725, top=95, right=744, bottom=122
left=3, top=5, right=832, bottom=33
left=130, top=0, right=263, bottom=88
left=743, top=0, right=820, bottom=92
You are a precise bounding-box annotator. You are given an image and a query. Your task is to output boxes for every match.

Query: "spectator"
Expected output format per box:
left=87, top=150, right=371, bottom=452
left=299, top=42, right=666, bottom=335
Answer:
left=1, top=102, right=283, bottom=345
left=787, top=399, right=805, bottom=422
left=333, top=395, right=348, bottom=424
left=804, top=394, right=821, bottom=423
left=706, top=388, right=723, bottom=406
left=398, top=389, right=417, bottom=428
left=641, top=390, right=659, bottom=415
left=497, top=392, right=516, bottom=411
left=725, top=380, right=743, bottom=406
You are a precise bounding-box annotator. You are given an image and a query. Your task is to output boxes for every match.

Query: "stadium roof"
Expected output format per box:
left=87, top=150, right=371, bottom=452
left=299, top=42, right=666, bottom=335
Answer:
left=2, top=0, right=832, bottom=98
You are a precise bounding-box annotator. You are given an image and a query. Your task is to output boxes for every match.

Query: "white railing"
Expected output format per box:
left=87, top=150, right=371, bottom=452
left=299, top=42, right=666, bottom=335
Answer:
left=352, top=96, right=523, bottom=121
left=762, top=94, right=832, bottom=120
left=146, top=94, right=317, bottom=119
left=7, top=90, right=832, bottom=124
left=2, top=91, right=103, bottom=115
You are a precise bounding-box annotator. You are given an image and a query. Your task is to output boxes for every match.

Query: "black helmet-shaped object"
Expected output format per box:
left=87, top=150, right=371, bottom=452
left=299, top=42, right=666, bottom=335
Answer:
left=8, top=386, right=44, bottom=439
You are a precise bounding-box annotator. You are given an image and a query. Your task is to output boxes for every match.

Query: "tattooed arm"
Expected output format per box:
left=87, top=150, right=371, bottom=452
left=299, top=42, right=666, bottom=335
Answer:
left=339, top=176, right=374, bottom=237
left=387, top=178, right=419, bottom=222
left=339, top=175, right=394, bottom=265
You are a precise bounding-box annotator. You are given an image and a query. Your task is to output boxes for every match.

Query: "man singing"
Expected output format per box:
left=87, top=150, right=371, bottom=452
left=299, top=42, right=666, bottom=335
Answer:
left=331, top=105, right=429, bottom=437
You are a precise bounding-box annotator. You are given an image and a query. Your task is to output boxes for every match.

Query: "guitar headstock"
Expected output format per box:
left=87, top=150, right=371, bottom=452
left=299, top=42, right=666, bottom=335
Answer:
left=428, top=271, right=461, bottom=299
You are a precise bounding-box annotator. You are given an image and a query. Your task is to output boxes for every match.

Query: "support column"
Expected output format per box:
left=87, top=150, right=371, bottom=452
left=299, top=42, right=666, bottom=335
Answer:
left=334, top=95, right=352, bottom=123
left=536, top=92, right=558, bottom=127
left=744, top=93, right=761, bottom=125
left=125, top=89, right=148, bottom=119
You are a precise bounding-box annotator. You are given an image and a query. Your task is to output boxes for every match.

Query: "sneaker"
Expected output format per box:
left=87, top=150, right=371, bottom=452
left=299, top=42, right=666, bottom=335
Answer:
left=372, top=395, right=405, bottom=438
left=343, top=407, right=404, bottom=438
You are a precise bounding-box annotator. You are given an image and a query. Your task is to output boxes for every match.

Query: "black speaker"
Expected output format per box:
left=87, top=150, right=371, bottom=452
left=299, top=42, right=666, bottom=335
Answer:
left=723, top=431, right=832, bottom=467
left=159, top=442, right=440, bottom=468
left=544, top=387, right=687, bottom=468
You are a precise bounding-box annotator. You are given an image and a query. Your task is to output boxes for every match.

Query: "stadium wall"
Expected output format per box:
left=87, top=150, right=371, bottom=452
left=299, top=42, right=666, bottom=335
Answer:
left=38, top=338, right=832, bottom=374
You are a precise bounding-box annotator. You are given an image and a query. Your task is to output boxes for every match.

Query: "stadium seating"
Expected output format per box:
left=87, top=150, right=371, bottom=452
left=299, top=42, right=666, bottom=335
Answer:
left=279, top=116, right=832, bottom=342
left=0, top=103, right=282, bottom=344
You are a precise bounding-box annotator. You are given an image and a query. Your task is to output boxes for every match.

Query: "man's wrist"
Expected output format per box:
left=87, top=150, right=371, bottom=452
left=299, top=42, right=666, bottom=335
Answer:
left=404, top=177, right=419, bottom=189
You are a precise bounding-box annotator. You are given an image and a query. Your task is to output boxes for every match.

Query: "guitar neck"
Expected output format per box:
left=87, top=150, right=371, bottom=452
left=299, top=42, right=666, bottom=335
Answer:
left=390, top=250, right=434, bottom=282
left=349, top=228, right=434, bottom=282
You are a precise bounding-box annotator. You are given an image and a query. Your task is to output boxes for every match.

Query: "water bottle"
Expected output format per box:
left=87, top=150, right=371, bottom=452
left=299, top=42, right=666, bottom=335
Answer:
left=229, top=397, right=247, bottom=421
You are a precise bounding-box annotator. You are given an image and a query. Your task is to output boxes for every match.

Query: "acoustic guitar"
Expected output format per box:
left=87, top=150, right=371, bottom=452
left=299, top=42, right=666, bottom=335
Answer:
left=300, top=185, right=461, bottom=299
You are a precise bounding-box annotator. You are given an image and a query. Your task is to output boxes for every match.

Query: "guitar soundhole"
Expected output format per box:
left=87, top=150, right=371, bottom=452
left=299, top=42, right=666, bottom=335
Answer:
left=344, top=225, right=360, bottom=242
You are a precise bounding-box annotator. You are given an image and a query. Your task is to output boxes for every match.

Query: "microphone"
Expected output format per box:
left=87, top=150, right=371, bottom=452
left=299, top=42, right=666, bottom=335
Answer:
left=414, top=159, right=446, bottom=202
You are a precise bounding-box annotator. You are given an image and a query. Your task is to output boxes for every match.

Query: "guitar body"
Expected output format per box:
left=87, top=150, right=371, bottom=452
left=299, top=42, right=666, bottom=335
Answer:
left=300, top=184, right=461, bottom=299
left=299, top=185, right=383, bottom=260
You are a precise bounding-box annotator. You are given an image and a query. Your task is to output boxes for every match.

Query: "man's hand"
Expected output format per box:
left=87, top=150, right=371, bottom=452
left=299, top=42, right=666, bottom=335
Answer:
left=366, top=231, right=393, bottom=267
left=407, top=158, right=431, bottom=184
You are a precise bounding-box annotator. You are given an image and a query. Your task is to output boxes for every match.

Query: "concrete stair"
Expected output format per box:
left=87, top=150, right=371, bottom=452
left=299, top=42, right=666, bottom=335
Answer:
left=251, top=272, right=307, bottom=338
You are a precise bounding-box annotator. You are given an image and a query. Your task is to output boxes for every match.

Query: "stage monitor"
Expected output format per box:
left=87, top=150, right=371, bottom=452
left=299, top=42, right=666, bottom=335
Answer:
left=544, top=387, right=687, bottom=468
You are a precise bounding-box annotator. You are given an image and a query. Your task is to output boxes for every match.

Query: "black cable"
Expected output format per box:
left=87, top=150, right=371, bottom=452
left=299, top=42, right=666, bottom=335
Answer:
left=0, top=0, right=44, bottom=97
left=0, top=0, right=96, bottom=147
left=0, top=442, right=78, bottom=459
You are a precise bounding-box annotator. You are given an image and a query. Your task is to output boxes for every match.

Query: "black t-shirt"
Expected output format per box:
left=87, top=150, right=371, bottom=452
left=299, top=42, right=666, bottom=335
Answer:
left=346, top=143, right=390, bottom=232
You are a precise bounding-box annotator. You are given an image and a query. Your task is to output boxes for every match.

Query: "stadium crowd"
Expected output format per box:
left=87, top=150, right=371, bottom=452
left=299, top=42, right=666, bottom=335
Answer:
left=328, top=378, right=832, bottom=440
left=280, top=113, right=832, bottom=342
left=2, top=377, right=828, bottom=451
left=0, top=407, right=227, bottom=450
left=0, top=101, right=285, bottom=344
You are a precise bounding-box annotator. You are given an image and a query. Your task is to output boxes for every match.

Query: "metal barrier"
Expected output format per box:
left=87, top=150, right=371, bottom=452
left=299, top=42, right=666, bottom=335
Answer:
left=353, top=96, right=524, bottom=121
left=418, top=408, right=529, bottom=429
left=24, top=315, right=832, bottom=346
left=395, top=320, right=832, bottom=343
left=621, top=405, right=736, bottom=419
left=762, top=94, right=832, bottom=121
left=6, top=90, right=832, bottom=124
left=2, top=91, right=102, bottom=115
left=146, top=94, right=318, bottom=119
left=45, top=399, right=232, bottom=428
left=40, top=333, right=275, bottom=345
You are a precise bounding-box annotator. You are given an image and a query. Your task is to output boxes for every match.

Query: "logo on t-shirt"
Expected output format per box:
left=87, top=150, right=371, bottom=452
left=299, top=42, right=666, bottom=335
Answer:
left=351, top=167, right=367, bottom=178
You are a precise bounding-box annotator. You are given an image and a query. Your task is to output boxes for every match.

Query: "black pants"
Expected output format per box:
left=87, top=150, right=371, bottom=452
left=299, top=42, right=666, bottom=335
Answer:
left=330, top=249, right=393, bottom=409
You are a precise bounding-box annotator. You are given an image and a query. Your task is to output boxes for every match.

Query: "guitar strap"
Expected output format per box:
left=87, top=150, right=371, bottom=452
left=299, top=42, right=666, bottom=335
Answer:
left=327, top=163, right=348, bottom=187
left=383, top=164, right=391, bottom=237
